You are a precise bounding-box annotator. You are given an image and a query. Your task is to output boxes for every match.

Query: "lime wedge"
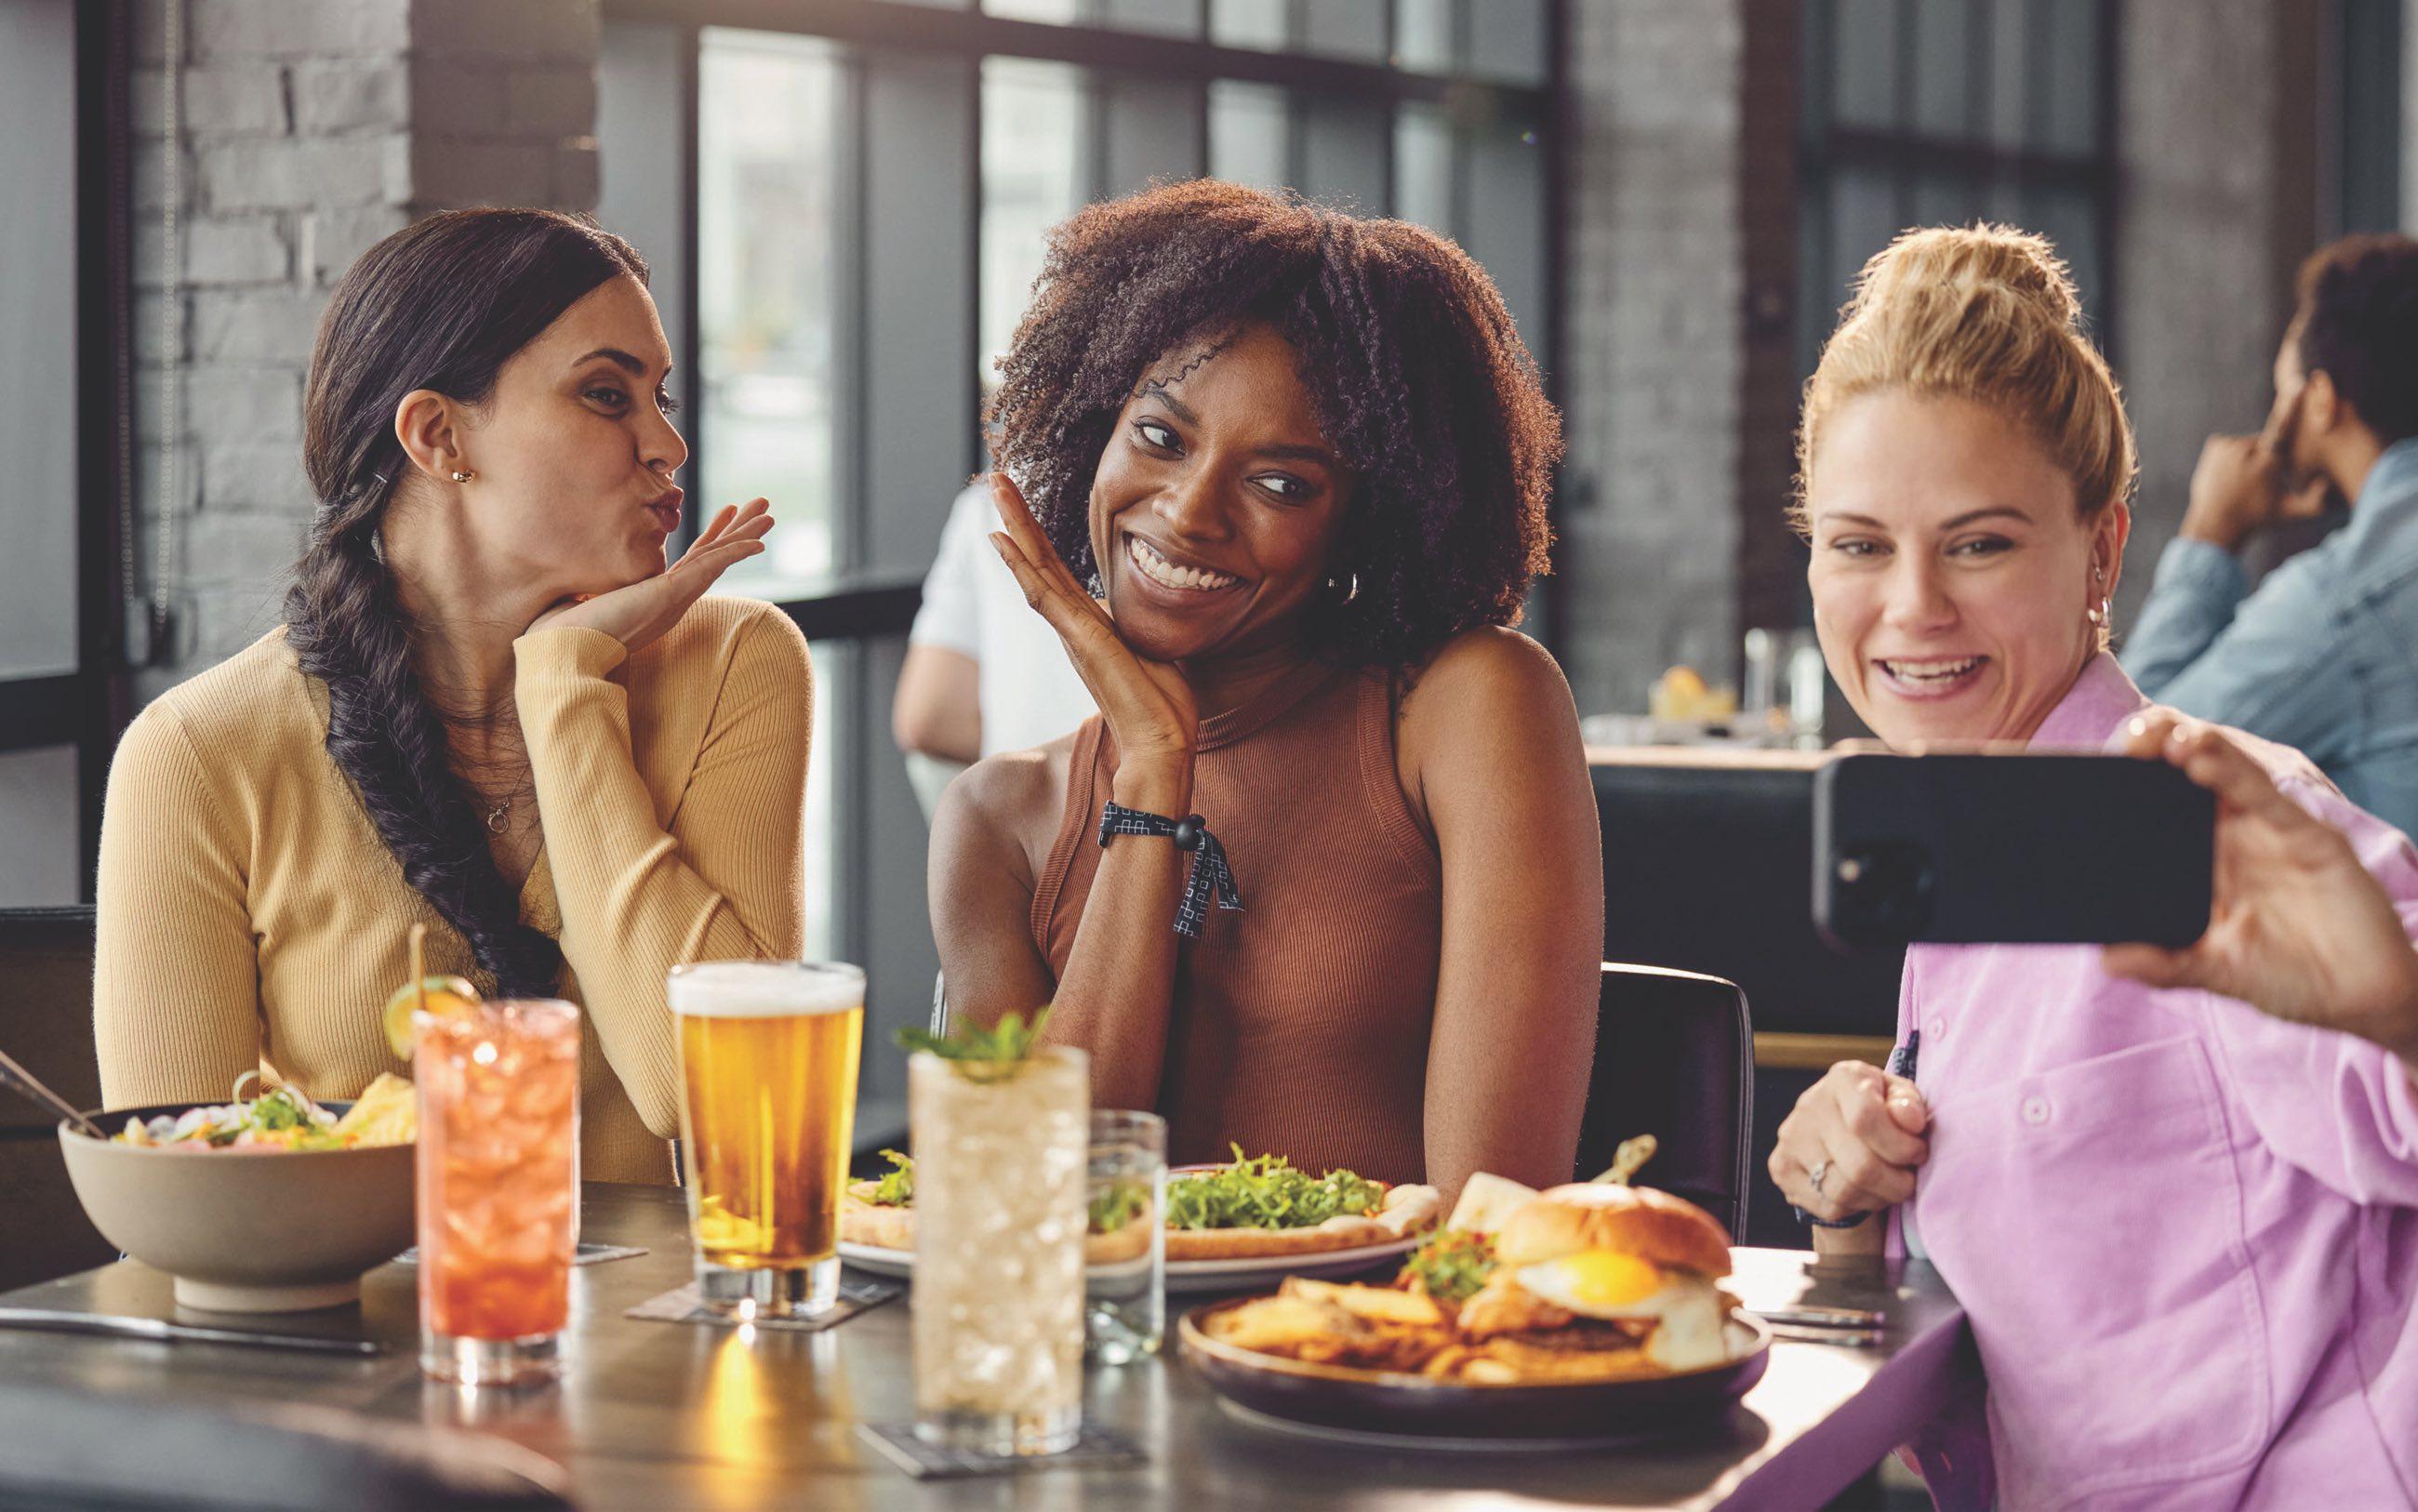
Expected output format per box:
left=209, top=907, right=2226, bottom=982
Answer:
left=381, top=975, right=480, bottom=1061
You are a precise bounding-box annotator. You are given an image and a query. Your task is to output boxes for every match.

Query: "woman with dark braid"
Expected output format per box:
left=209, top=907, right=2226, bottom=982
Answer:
left=934, top=182, right=1602, bottom=1200
left=94, top=208, right=807, bottom=1184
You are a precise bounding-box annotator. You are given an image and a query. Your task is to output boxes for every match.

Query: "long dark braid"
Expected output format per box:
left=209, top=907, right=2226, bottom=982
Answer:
left=286, top=208, right=648, bottom=996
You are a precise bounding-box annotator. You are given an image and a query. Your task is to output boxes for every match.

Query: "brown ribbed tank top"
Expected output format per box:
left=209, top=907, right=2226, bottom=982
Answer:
left=1030, top=659, right=1442, bottom=1184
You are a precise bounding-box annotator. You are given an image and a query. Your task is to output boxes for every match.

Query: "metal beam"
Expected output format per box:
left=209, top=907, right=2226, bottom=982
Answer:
left=774, top=580, right=923, bottom=643
left=0, top=678, right=83, bottom=754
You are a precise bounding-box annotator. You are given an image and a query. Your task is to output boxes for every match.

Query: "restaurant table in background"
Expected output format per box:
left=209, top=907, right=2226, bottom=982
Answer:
left=0, top=1184, right=1972, bottom=1510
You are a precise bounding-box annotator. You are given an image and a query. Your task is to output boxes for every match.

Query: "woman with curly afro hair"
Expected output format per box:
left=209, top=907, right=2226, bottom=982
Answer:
left=928, top=181, right=1601, bottom=1200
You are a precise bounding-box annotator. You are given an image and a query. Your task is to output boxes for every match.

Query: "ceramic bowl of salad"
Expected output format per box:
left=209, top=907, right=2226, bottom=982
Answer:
left=58, top=1076, right=418, bottom=1313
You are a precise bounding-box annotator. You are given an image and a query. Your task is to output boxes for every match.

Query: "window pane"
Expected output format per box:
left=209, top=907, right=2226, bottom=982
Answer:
left=1393, top=102, right=1455, bottom=233
left=1908, top=171, right=1982, bottom=229
left=1465, top=0, right=1545, bottom=85
left=1298, top=96, right=1389, bottom=212
left=1, top=0, right=77, bottom=679
left=1908, top=0, right=1973, bottom=138
left=1827, top=164, right=1902, bottom=308
left=1209, top=80, right=1291, bottom=190
left=1830, top=0, right=1902, bottom=131
left=1097, top=0, right=1204, bottom=38
left=2013, top=181, right=2105, bottom=325
left=804, top=640, right=842, bottom=963
left=1986, top=0, right=2029, bottom=149
left=1394, top=0, right=1454, bottom=71
left=1211, top=0, right=1288, bottom=50
left=985, top=0, right=1083, bottom=20
left=1300, top=0, right=1388, bottom=62
left=2030, top=0, right=2101, bottom=154
left=980, top=58, right=1086, bottom=389
left=698, top=30, right=843, bottom=598
left=0, top=746, right=78, bottom=907
left=1462, top=115, right=1546, bottom=347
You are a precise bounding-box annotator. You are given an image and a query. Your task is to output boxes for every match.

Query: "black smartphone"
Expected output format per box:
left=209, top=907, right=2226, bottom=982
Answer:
left=1812, top=752, right=2215, bottom=950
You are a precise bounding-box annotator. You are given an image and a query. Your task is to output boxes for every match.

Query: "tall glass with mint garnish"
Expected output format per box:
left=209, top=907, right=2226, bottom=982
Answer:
left=904, top=1010, right=1088, bottom=1456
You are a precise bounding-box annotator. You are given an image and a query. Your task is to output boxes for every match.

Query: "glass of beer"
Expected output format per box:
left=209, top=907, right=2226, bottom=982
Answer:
left=669, top=961, right=865, bottom=1319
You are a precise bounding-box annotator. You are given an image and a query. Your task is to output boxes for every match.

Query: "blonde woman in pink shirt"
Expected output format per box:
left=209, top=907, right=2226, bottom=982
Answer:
left=1772, top=224, right=2418, bottom=1509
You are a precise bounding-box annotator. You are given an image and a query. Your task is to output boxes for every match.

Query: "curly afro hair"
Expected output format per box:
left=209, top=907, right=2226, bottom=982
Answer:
left=2294, top=233, right=2418, bottom=446
left=987, top=179, right=1561, bottom=669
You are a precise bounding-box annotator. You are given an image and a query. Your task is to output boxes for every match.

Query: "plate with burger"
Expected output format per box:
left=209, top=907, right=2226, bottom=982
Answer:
left=1176, top=1147, right=1769, bottom=1443
left=837, top=1146, right=1442, bottom=1292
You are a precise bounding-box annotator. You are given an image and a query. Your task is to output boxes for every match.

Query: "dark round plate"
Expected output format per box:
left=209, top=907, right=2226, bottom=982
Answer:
left=1178, top=1297, right=1771, bottom=1442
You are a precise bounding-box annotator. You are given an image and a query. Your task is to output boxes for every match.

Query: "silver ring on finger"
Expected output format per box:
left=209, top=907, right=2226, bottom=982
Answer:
left=1809, top=1159, right=1829, bottom=1198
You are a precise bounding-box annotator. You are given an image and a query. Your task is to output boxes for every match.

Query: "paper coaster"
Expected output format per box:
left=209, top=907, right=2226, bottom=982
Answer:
left=623, top=1276, right=903, bottom=1330
left=857, top=1421, right=1146, bottom=1479
left=394, top=1242, right=646, bottom=1267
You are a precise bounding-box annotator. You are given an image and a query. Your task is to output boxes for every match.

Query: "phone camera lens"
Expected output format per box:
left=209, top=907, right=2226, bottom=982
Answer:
left=1840, top=842, right=1935, bottom=939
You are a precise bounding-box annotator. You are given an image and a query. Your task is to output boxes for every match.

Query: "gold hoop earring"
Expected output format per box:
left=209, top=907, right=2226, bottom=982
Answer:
left=450, top=470, right=475, bottom=484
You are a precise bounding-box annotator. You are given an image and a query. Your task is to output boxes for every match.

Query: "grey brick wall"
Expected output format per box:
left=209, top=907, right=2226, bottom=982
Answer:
left=1556, top=0, right=1748, bottom=717
left=129, top=0, right=601, bottom=701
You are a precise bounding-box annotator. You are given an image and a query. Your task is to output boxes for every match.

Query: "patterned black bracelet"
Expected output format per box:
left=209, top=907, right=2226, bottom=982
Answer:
left=1097, top=801, right=1244, bottom=939
left=1792, top=1206, right=1871, bottom=1230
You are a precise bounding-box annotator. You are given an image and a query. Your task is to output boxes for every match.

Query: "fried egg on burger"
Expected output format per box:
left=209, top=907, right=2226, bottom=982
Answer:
left=1468, top=1183, right=1736, bottom=1372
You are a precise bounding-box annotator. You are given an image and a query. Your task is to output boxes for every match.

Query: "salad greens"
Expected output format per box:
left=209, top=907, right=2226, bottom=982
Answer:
left=1163, top=1145, right=1383, bottom=1231
left=114, top=1081, right=345, bottom=1150
left=1401, top=1228, right=1497, bottom=1305
left=867, top=1149, right=914, bottom=1207
left=896, top=1008, right=1053, bottom=1081
left=1087, top=1178, right=1150, bottom=1235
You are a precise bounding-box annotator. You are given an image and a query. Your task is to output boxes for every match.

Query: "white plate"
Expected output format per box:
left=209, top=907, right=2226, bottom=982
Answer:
left=1162, top=1234, right=1425, bottom=1294
left=836, top=1233, right=1425, bottom=1294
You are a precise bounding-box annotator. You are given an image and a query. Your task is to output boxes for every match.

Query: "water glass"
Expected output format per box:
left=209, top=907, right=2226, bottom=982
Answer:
left=1084, top=1109, right=1166, bottom=1364
left=909, top=1044, right=1089, bottom=1456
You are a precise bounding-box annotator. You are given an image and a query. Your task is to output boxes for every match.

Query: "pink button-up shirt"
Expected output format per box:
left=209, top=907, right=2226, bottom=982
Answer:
left=1894, top=655, right=2418, bottom=1509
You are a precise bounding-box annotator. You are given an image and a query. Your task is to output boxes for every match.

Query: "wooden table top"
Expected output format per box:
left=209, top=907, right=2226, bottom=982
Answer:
left=0, top=1183, right=1972, bottom=1510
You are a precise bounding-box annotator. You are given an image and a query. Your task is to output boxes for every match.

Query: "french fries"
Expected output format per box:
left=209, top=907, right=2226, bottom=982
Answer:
left=1206, top=1276, right=1669, bottom=1385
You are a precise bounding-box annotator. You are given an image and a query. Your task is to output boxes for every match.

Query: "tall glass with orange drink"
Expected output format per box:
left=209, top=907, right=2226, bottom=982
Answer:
left=414, top=997, right=580, bottom=1385
left=669, top=961, right=864, bottom=1318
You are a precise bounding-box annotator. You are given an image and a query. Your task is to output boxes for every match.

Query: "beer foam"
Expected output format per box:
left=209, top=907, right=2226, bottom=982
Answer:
left=668, top=962, right=864, bottom=1017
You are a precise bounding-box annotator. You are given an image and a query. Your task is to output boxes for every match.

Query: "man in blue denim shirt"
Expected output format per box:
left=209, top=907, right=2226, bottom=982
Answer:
left=2125, top=234, right=2418, bottom=839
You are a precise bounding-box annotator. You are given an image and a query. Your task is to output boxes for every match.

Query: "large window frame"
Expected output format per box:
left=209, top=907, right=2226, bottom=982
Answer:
left=0, top=0, right=135, bottom=904
left=598, top=0, right=1563, bottom=1101
left=1796, top=0, right=2121, bottom=378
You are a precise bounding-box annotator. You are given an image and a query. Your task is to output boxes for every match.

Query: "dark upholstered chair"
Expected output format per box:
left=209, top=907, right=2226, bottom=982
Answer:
left=1576, top=962, right=1754, bottom=1240
left=1591, top=756, right=1907, bottom=1246
left=0, top=906, right=113, bottom=1293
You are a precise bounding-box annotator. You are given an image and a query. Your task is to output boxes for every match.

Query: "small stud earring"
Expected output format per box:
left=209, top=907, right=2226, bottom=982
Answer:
left=450, top=470, right=475, bottom=484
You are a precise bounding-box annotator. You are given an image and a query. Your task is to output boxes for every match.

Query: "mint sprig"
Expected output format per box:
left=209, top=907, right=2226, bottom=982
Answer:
left=896, top=1006, right=1053, bottom=1081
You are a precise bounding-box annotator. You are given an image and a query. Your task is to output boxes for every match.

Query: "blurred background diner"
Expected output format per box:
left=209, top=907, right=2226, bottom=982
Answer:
left=7, top=0, right=2418, bottom=1272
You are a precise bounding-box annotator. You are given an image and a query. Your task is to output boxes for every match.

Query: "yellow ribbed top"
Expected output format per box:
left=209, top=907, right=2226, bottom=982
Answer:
left=93, top=595, right=812, bottom=1185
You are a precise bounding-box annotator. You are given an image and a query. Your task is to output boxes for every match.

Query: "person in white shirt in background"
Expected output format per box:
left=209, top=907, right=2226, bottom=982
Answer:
left=894, top=479, right=1096, bottom=817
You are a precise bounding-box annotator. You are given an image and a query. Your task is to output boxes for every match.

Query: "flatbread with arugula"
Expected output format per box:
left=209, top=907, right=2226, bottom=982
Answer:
left=839, top=1146, right=1441, bottom=1264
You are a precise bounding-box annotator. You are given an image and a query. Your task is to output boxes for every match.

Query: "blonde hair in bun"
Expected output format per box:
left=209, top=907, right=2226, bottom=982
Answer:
left=1793, top=223, right=2137, bottom=536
